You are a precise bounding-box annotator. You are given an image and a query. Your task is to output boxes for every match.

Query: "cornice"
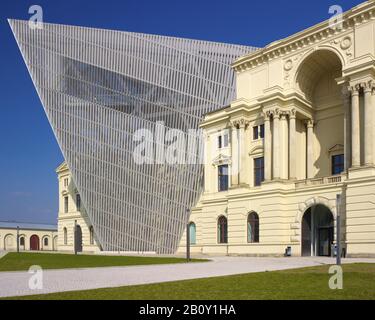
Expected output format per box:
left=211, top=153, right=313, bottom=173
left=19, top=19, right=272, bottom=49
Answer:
left=232, top=1, right=375, bottom=72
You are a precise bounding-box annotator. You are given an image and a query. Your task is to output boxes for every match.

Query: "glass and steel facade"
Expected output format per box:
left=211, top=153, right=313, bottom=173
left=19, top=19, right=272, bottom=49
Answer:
left=9, top=19, right=257, bottom=253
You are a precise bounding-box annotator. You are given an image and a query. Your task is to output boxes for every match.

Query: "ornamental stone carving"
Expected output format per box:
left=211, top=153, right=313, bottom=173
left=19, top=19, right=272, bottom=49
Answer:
left=330, top=35, right=353, bottom=58
left=231, top=118, right=250, bottom=129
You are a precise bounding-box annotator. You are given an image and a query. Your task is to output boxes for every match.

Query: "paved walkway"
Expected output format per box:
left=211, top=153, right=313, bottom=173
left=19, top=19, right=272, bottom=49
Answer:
left=0, top=256, right=374, bottom=298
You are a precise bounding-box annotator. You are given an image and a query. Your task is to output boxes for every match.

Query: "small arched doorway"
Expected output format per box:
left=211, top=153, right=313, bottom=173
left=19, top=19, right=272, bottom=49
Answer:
left=302, top=204, right=334, bottom=256
left=75, top=225, right=83, bottom=253
left=30, top=235, right=40, bottom=251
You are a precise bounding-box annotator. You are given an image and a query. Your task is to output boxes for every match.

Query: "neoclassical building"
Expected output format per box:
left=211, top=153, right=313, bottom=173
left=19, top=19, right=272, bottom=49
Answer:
left=56, top=162, right=101, bottom=253
left=178, top=1, right=375, bottom=257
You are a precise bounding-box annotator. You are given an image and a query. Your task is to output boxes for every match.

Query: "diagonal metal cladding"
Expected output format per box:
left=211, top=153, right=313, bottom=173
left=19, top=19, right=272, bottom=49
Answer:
left=9, top=19, right=257, bottom=253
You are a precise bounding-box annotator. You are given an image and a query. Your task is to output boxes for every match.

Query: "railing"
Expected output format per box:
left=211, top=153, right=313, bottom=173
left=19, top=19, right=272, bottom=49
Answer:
left=295, top=175, right=345, bottom=188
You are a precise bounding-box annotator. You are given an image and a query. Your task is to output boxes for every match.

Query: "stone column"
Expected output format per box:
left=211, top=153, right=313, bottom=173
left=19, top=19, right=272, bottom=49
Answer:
left=204, top=133, right=211, bottom=192
left=238, top=119, right=249, bottom=186
left=289, top=109, right=297, bottom=180
left=264, top=111, right=272, bottom=181
left=350, top=84, right=361, bottom=167
left=342, top=87, right=351, bottom=171
left=363, top=81, right=373, bottom=166
left=230, top=122, right=239, bottom=186
left=272, top=109, right=280, bottom=179
left=306, top=119, right=314, bottom=179
left=280, top=112, right=288, bottom=179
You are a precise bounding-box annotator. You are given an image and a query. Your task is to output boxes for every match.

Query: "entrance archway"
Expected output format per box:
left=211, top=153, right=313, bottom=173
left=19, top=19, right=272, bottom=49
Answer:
left=302, top=204, right=334, bottom=257
left=30, top=235, right=40, bottom=251
left=75, top=225, right=83, bottom=253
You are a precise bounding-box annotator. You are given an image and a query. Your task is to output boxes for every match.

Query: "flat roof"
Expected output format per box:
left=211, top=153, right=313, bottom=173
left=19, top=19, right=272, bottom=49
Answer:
left=0, top=221, right=57, bottom=231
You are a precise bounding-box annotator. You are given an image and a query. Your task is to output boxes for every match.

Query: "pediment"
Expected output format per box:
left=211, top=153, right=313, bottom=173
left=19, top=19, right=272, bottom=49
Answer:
left=56, top=161, right=69, bottom=173
left=212, top=154, right=231, bottom=166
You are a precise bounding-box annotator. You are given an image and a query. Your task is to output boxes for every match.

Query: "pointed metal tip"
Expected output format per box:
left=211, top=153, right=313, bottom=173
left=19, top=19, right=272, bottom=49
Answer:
left=7, top=18, right=16, bottom=28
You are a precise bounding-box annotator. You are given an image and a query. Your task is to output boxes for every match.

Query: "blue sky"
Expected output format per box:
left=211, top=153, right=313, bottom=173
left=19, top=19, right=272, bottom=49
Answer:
left=0, top=0, right=364, bottom=224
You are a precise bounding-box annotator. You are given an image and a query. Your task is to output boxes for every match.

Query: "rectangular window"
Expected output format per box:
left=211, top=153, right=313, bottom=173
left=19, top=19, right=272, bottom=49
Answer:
left=218, top=132, right=229, bottom=149
left=332, top=154, right=344, bottom=175
left=64, top=196, right=68, bottom=213
left=64, top=178, right=69, bottom=187
left=259, top=124, right=265, bottom=139
left=223, top=133, right=229, bottom=147
left=76, top=194, right=81, bottom=211
left=218, top=135, right=222, bottom=149
left=218, top=165, right=229, bottom=192
left=253, top=126, right=259, bottom=140
left=253, top=125, right=265, bottom=140
left=254, top=157, right=265, bottom=187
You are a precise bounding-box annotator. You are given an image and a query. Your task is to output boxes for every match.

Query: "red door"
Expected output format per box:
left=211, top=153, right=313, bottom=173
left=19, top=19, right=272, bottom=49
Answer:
left=30, top=235, right=40, bottom=251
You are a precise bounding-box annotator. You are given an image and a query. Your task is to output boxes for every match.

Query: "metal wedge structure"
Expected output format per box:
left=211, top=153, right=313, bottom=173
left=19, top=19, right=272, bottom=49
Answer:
left=9, top=19, right=257, bottom=253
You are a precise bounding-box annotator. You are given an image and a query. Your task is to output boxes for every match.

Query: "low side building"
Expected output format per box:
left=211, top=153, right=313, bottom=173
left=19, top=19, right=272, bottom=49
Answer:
left=0, top=222, right=57, bottom=251
left=56, top=162, right=101, bottom=253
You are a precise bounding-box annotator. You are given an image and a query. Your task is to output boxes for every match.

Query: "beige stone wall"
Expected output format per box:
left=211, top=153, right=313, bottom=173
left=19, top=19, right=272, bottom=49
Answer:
left=179, top=178, right=375, bottom=257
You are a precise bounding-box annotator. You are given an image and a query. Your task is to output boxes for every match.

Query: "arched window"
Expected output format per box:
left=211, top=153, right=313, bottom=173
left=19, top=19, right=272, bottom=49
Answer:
left=189, top=222, right=196, bottom=245
left=44, top=237, right=49, bottom=246
left=19, top=236, right=25, bottom=246
left=218, top=216, right=228, bottom=244
left=247, top=212, right=259, bottom=243
left=89, top=226, right=94, bottom=245
left=63, top=227, right=67, bottom=245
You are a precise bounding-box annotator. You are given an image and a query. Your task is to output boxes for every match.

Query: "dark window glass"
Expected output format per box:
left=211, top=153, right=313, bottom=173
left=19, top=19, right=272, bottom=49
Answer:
left=247, top=212, right=259, bottom=243
left=218, top=135, right=222, bottom=149
left=20, top=237, right=25, bottom=246
left=332, top=154, right=344, bottom=175
left=254, top=157, right=264, bottom=186
left=254, top=157, right=265, bottom=186
left=218, top=165, right=229, bottom=192
left=259, top=124, right=265, bottom=139
left=44, top=238, right=48, bottom=246
left=76, top=194, right=81, bottom=211
left=253, top=126, right=259, bottom=140
left=64, top=196, right=68, bottom=213
left=218, top=216, right=228, bottom=244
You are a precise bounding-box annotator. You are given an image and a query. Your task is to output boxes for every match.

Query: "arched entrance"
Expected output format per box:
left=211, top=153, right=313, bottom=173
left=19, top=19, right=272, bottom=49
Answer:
left=75, top=225, right=83, bottom=253
left=302, top=204, right=334, bottom=256
left=30, top=235, right=40, bottom=251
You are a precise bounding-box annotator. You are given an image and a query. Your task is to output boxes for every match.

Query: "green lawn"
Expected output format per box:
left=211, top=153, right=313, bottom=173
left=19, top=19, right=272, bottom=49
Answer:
left=7, top=263, right=375, bottom=300
left=0, top=252, right=206, bottom=272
